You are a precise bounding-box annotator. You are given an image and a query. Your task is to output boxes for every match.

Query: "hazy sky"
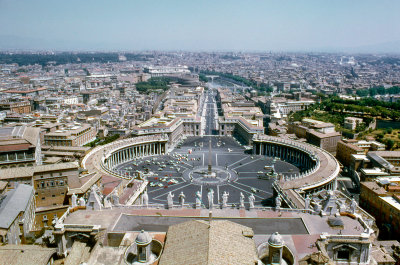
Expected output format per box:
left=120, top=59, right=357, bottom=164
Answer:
left=0, top=0, right=399, bottom=52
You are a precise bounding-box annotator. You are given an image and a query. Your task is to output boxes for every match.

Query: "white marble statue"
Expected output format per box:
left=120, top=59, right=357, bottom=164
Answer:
left=305, top=195, right=311, bottom=210
left=240, top=192, right=245, bottom=208
left=71, top=193, right=77, bottom=208
left=248, top=193, right=255, bottom=209
left=275, top=195, right=282, bottom=209
left=314, top=202, right=322, bottom=213
left=222, top=191, right=229, bottom=208
left=167, top=192, right=174, bottom=208
left=195, top=190, right=202, bottom=208
left=207, top=189, right=214, bottom=209
left=142, top=190, right=149, bottom=207
left=104, top=196, right=112, bottom=208
left=112, top=194, right=120, bottom=205
left=79, top=197, right=85, bottom=207
left=52, top=216, right=59, bottom=226
left=349, top=197, right=357, bottom=214
left=179, top=191, right=186, bottom=207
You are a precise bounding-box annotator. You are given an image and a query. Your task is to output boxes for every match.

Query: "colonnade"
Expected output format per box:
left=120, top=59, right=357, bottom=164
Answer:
left=106, top=142, right=166, bottom=169
left=253, top=142, right=316, bottom=171
left=301, top=180, right=338, bottom=197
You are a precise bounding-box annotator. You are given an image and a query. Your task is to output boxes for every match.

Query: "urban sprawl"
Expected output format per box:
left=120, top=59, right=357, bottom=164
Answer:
left=0, top=52, right=399, bottom=264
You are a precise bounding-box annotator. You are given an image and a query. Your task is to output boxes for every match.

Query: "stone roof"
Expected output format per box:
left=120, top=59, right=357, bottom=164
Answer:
left=0, top=180, right=8, bottom=192
left=0, top=162, right=79, bottom=181
left=0, top=245, right=56, bottom=265
left=0, top=184, right=34, bottom=229
left=22, top=127, right=41, bottom=146
left=371, top=245, right=396, bottom=263
left=159, top=220, right=258, bottom=265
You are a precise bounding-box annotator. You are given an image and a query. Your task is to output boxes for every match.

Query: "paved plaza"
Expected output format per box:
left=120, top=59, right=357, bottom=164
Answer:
left=116, top=136, right=300, bottom=207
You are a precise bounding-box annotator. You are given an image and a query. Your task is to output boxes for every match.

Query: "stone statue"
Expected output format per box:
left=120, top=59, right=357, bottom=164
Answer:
left=142, top=190, right=149, bottom=207
left=207, top=189, right=214, bottom=209
left=304, top=195, right=311, bottom=210
left=240, top=192, right=245, bottom=208
left=349, top=198, right=357, bottom=214
left=275, top=195, right=282, bottom=209
left=52, top=216, right=59, bottom=226
left=71, top=193, right=77, bottom=208
left=104, top=196, right=112, bottom=208
left=79, top=197, right=85, bottom=207
left=167, top=192, right=174, bottom=209
left=112, top=194, right=120, bottom=205
left=179, top=191, right=186, bottom=207
left=248, top=194, right=255, bottom=209
left=195, top=190, right=202, bottom=208
left=222, top=191, right=229, bottom=208
left=314, top=202, right=322, bottom=214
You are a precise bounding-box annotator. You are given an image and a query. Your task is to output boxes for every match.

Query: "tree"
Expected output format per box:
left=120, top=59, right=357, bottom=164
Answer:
left=386, top=139, right=395, bottom=150
left=377, top=132, right=384, bottom=140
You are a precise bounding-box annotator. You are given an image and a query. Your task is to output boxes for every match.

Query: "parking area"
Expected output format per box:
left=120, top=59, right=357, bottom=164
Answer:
left=116, top=136, right=300, bottom=206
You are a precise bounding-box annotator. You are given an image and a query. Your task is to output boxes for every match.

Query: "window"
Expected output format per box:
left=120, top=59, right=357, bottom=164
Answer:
left=336, top=246, right=351, bottom=261
left=337, top=249, right=350, bottom=260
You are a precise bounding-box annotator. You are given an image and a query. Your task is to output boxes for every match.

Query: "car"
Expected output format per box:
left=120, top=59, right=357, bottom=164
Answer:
left=150, top=182, right=157, bottom=187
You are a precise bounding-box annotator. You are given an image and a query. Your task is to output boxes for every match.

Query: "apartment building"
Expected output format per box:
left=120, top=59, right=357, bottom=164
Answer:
left=44, top=123, right=97, bottom=147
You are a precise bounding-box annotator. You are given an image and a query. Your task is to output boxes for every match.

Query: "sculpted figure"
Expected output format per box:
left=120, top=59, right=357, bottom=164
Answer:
left=240, top=192, right=245, bottom=208
left=179, top=191, right=186, bottom=207
left=142, top=190, right=149, bottom=207
left=275, top=195, right=282, bottom=209
left=167, top=192, right=174, bottom=209
left=349, top=198, right=357, bottom=214
left=79, top=197, right=85, bottom=207
left=249, top=193, right=255, bottom=209
left=207, top=189, right=214, bottom=209
left=304, top=195, right=311, bottom=209
left=195, top=190, right=202, bottom=208
left=222, top=191, right=229, bottom=208
left=71, top=193, right=77, bottom=208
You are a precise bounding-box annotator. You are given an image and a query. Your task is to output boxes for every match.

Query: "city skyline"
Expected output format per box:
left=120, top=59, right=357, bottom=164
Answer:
left=0, top=0, right=400, bottom=53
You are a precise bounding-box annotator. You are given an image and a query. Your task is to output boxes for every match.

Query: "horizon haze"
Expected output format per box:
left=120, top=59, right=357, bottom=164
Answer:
left=0, top=0, right=399, bottom=53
